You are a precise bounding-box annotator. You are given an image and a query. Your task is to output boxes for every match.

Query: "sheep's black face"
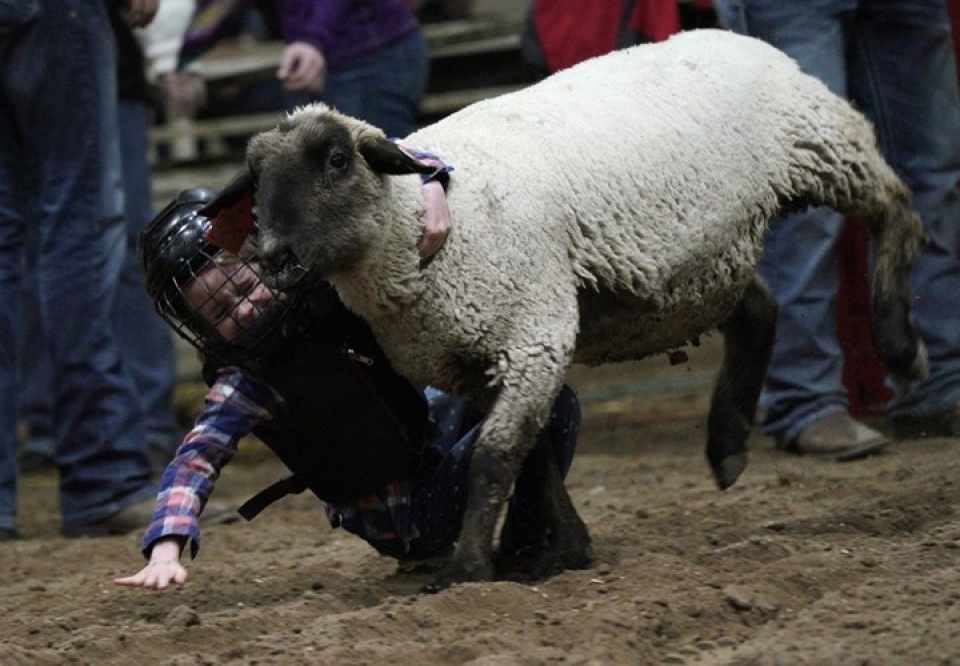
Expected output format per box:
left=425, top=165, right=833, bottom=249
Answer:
left=252, top=118, right=381, bottom=290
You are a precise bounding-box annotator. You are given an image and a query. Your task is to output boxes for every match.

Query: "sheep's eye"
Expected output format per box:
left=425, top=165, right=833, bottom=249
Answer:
left=330, top=152, right=348, bottom=169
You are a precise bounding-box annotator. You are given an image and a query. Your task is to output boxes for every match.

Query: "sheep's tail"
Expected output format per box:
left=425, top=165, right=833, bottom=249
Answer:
left=837, top=153, right=929, bottom=391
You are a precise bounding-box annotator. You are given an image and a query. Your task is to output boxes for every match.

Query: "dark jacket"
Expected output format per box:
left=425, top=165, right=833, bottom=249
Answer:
left=203, top=286, right=431, bottom=507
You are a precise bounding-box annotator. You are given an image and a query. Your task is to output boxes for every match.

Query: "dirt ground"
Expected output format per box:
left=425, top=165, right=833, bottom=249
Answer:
left=2, top=335, right=959, bottom=665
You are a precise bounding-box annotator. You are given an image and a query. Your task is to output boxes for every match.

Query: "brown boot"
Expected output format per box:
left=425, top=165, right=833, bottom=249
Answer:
left=779, top=412, right=889, bottom=461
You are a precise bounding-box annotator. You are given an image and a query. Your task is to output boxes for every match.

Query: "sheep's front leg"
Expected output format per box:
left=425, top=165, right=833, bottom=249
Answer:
left=422, top=341, right=577, bottom=593
left=421, top=407, right=541, bottom=593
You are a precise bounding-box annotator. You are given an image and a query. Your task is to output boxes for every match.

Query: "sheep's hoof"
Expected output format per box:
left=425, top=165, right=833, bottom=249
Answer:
left=712, top=452, right=748, bottom=490
left=420, top=556, right=494, bottom=594
left=540, top=527, right=595, bottom=579
left=497, top=513, right=594, bottom=582
left=497, top=540, right=594, bottom=583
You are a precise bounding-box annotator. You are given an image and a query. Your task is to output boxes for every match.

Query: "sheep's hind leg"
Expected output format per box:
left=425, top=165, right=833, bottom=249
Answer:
left=495, top=431, right=592, bottom=581
left=706, top=277, right=777, bottom=490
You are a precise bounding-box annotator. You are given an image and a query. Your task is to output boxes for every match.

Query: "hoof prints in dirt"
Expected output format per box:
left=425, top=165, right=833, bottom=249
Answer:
left=1, top=424, right=959, bottom=663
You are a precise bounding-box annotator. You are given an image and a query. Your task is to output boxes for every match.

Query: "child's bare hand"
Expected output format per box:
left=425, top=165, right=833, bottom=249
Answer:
left=114, top=559, right=188, bottom=589
left=419, top=180, right=451, bottom=259
left=114, top=537, right=187, bottom=589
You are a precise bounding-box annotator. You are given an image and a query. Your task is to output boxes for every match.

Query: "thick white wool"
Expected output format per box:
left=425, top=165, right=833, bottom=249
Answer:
left=274, top=31, right=906, bottom=403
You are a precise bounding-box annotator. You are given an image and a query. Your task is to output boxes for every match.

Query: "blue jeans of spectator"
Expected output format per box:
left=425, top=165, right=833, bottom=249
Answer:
left=113, top=102, right=180, bottom=457
left=0, top=0, right=155, bottom=531
left=286, top=30, right=429, bottom=138
left=713, top=0, right=960, bottom=443
left=18, top=101, right=181, bottom=465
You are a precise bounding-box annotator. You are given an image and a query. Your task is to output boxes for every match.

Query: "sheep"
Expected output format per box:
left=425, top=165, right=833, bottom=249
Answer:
left=201, top=29, right=929, bottom=592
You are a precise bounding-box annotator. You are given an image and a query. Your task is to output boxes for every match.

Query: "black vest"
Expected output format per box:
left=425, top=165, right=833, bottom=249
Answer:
left=204, top=288, right=430, bottom=516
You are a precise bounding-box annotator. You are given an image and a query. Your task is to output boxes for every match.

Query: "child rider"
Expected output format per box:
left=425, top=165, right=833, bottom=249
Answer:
left=115, top=155, right=582, bottom=590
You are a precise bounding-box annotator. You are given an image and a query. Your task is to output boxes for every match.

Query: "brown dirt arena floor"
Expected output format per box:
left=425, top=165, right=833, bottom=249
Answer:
left=2, top=335, right=960, bottom=665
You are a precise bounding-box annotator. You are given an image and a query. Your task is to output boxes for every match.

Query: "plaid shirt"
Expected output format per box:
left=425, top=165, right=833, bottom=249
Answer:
left=142, top=367, right=421, bottom=558
left=142, top=367, right=277, bottom=558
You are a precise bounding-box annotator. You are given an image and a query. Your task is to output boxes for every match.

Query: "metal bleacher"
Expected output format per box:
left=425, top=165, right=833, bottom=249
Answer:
left=149, top=12, right=532, bottom=165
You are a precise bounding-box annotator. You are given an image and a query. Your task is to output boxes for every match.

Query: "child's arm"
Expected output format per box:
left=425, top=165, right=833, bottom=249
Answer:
left=113, top=367, right=282, bottom=589
left=391, top=139, right=454, bottom=260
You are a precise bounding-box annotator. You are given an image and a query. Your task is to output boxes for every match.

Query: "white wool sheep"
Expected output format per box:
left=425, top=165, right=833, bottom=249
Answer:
left=203, top=29, right=928, bottom=591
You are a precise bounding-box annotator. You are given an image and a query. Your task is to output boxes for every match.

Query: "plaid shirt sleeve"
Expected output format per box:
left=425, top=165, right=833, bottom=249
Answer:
left=390, top=138, right=453, bottom=190
left=140, top=366, right=282, bottom=559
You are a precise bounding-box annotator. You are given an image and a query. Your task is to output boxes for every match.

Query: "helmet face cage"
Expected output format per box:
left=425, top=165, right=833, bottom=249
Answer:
left=154, top=243, right=293, bottom=361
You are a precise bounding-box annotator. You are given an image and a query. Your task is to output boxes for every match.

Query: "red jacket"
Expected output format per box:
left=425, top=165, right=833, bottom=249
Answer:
left=534, top=0, right=707, bottom=73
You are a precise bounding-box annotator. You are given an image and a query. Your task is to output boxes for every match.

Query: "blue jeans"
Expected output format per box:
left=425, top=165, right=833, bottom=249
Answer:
left=286, top=30, right=429, bottom=138
left=113, top=102, right=180, bottom=455
left=0, top=0, right=155, bottom=530
left=713, top=0, right=960, bottom=442
left=18, top=101, right=181, bottom=462
left=348, top=386, right=581, bottom=559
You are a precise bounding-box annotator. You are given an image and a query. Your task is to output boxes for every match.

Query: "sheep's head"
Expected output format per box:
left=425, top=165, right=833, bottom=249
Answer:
left=199, top=104, right=435, bottom=291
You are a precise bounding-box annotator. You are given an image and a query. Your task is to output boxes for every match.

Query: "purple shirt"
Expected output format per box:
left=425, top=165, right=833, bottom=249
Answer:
left=277, top=0, right=421, bottom=69
left=180, top=0, right=420, bottom=71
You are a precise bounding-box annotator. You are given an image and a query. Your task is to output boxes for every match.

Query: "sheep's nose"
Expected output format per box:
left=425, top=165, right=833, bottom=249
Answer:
left=257, top=245, right=309, bottom=290
left=259, top=246, right=295, bottom=277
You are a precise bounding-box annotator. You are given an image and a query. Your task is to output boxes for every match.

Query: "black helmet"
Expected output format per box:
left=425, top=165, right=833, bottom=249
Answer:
left=139, top=187, right=219, bottom=305
left=139, top=187, right=294, bottom=360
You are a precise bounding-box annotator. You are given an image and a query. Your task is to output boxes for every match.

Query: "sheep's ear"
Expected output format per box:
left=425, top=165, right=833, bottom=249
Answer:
left=358, top=137, right=436, bottom=176
left=199, top=168, right=257, bottom=253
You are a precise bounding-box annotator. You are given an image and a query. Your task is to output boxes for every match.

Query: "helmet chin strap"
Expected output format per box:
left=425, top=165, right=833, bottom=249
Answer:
left=227, top=294, right=293, bottom=353
left=201, top=293, right=311, bottom=370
